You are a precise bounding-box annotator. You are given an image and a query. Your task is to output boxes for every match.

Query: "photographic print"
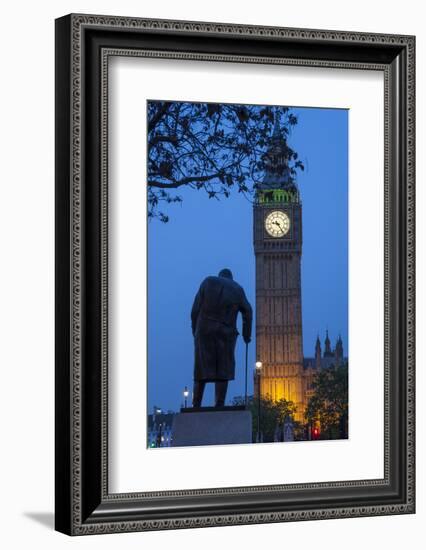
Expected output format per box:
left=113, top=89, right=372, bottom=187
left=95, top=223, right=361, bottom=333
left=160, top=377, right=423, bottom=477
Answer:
left=55, top=16, right=415, bottom=533
left=147, top=100, right=348, bottom=448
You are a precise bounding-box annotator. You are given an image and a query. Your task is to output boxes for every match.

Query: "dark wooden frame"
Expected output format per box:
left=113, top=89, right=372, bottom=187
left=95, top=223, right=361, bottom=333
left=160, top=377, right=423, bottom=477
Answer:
left=55, top=13, right=415, bottom=535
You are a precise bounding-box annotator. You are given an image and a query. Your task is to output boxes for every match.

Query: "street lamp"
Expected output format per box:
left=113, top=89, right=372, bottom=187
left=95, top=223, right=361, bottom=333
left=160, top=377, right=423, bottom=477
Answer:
left=255, top=361, right=262, bottom=443
left=153, top=407, right=162, bottom=448
left=183, top=386, right=189, bottom=408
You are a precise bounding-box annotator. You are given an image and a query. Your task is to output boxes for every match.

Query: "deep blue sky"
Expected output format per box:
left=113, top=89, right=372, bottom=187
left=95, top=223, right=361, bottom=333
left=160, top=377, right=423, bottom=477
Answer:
left=147, top=106, right=348, bottom=412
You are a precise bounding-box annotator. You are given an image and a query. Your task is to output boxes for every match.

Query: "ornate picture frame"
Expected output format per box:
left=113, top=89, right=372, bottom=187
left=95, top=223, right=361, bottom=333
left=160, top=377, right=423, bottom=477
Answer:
left=55, top=14, right=415, bottom=535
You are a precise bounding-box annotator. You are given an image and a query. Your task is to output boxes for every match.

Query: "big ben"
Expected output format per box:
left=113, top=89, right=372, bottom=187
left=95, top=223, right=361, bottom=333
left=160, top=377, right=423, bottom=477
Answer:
left=253, top=116, right=305, bottom=421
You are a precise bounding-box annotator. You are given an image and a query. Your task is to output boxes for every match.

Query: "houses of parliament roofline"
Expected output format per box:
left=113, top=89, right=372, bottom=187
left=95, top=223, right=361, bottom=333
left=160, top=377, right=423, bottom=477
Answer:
left=303, top=331, right=347, bottom=372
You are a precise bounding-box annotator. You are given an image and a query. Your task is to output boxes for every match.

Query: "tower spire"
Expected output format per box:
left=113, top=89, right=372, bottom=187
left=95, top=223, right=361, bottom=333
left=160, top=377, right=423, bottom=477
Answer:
left=324, top=329, right=333, bottom=357
left=335, top=334, right=344, bottom=363
left=260, top=109, right=293, bottom=190
left=315, top=334, right=322, bottom=370
left=315, top=334, right=321, bottom=349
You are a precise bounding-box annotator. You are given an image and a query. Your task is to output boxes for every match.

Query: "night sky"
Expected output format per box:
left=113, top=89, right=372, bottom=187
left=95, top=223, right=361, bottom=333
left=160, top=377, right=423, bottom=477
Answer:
left=147, top=105, right=348, bottom=412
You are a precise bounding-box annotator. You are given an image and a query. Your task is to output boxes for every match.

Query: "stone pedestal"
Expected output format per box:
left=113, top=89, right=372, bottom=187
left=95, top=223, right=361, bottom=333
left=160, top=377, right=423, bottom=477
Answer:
left=171, top=406, right=252, bottom=447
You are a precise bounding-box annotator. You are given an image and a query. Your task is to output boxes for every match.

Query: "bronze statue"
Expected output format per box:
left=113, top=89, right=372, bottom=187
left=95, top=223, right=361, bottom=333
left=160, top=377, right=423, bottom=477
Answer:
left=191, top=268, right=252, bottom=407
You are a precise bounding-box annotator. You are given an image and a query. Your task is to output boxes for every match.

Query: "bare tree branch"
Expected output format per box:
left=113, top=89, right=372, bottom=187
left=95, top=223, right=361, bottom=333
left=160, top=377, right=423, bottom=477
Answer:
left=147, top=101, right=303, bottom=222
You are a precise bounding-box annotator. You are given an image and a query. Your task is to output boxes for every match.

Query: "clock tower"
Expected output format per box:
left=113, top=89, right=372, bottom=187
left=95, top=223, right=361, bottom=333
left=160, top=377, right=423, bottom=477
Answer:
left=253, top=116, right=305, bottom=421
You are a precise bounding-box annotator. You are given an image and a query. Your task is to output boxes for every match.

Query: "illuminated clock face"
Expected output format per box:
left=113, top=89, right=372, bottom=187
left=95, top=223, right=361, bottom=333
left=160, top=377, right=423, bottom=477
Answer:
left=265, top=210, right=290, bottom=237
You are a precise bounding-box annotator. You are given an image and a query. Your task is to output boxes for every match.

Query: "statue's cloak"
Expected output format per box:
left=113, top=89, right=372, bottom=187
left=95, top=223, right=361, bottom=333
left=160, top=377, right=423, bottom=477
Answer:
left=191, top=276, right=252, bottom=381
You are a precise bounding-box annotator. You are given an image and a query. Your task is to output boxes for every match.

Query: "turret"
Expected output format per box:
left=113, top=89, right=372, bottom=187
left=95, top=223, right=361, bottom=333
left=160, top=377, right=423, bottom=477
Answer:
left=315, top=335, right=322, bottom=370
left=335, top=334, right=344, bottom=364
left=324, top=330, right=333, bottom=358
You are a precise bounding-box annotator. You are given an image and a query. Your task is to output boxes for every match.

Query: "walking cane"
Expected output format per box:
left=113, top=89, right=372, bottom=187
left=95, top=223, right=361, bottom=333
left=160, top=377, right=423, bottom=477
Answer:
left=244, top=342, right=249, bottom=408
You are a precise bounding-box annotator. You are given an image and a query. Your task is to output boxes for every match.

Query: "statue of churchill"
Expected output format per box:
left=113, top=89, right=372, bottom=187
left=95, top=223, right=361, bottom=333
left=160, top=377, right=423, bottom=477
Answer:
left=191, top=268, right=253, bottom=407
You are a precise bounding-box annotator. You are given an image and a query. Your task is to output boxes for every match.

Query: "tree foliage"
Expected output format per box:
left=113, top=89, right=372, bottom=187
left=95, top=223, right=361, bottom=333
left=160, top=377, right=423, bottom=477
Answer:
left=147, top=101, right=303, bottom=221
left=232, top=395, right=296, bottom=443
left=304, top=363, right=348, bottom=439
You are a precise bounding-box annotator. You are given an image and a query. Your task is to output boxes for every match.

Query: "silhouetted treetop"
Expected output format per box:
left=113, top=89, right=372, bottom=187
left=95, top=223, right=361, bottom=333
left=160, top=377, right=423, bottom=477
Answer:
left=147, top=101, right=303, bottom=221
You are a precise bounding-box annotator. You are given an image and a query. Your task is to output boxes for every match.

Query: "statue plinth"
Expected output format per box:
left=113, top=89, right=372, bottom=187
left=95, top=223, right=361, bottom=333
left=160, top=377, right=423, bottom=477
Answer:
left=171, top=407, right=252, bottom=447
